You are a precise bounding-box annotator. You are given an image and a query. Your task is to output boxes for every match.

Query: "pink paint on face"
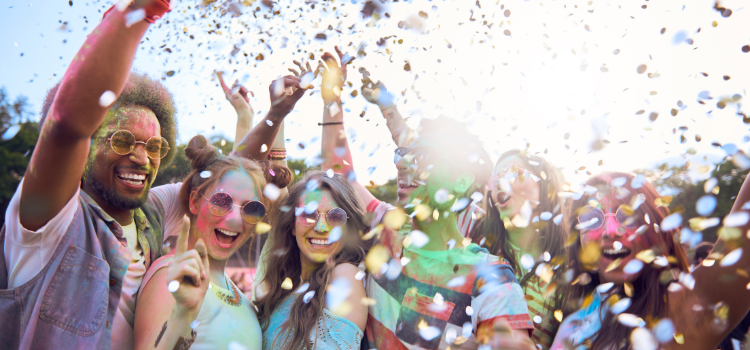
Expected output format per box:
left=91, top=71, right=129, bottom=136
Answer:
left=189, top=170, right=261, bottom=261
left=85, top=106, right=162, bottom=208
left=490, top=156, right=540, bottom=219
left=294, top=189, right=345, bottom=270
left=578, top=194, right=652, bottom=284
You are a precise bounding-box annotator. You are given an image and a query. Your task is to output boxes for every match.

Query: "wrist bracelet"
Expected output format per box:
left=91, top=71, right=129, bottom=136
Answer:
left=318, top=122, right=343, bottom=126
left=268, top=149, right=287, bottom=160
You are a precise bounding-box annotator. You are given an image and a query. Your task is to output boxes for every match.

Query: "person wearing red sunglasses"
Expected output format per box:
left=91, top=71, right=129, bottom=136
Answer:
left=553, top=172, right=750, bottom=350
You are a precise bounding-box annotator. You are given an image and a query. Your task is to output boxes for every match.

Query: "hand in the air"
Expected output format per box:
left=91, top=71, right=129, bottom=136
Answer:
left=217, top=71, right=253, bottom=111
left=165, top=215, right=210, bottom=315
left=268, top=75, right=305, bottom=118
left=360, top=68, right=394, bottom=108
left=317, top=46, right=355, bottom=103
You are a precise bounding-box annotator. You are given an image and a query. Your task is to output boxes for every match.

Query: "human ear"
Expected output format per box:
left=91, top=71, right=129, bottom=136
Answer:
left=452, top=172, right=475, bottom=195
left=189, top=190, right=200, bottom=215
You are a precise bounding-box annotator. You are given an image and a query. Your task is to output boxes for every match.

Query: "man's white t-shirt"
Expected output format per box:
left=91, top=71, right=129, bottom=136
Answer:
left=4, top=181, right=184, bottom=350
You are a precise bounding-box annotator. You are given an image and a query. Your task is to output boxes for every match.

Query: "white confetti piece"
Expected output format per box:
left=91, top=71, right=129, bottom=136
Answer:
left=328, top=102, right=341, bottom=116
left=303, top=290, right=316, bottom=303
left=540, top=212, right=553, bottom=220
left=328, top=226, right=342, bottom=243
left=2, top=125, right=21, bottom=141
left=326, top=168, right=335, bottom=178
left=408, top=230, right=429, bottom=248
left=434, top=189, right=449, bottom=204
left=300, top=71, right=315, bottom=89
left=597, top=282, right=614, bottom=293
left=611, top=298, right=631, bottom=314
left=652, top=319, right=675, bottom=343
left=617, top=313, right=644, bottom=328
left=260, top=144, right=268, bottom=152
left=630, top=327, right=657, bottom=350
left=704, top=177, right=718, bottom=193
left=696, top=195, right=717, bottom=216
left=660, top=213, right=682, bottom=231
left=99, top=90, right=116, bottom=107
left=190, top=320, right=200, bottom=329
left=724, top=212, right=750, bottom=227
left=623, top=260, right=644, bottom=274
left=520, top=254, right=535, bottom=270
left=720, top=248, right=742, bottom=267
left=263, top=184, right=280, bottom=200
left=447, top=276, right=467, bottom=288
left=296, top=282, right=310, bottom=294
left=168, top=280, right=179, bottom=293
left=124, top=8, right=145, bottom=27
left=266, top=119, right=273, bottom=126
left=419, top=326, right=441, bottom=341
left=451, top=198, right=470, bottom=212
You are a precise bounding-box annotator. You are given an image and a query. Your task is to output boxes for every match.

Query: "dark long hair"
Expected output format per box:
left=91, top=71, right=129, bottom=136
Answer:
left=254, top=171, right=373, bottom=350
left=562, top=173, right=689, bottom=349
left=469, top=150, right=569, bottom=290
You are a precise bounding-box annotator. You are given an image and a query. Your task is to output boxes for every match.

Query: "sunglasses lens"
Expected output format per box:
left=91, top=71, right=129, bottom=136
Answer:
left=327, top=208, right=348, bottom=227
left=578, top=206, right=604, bottom=231
left=616, top=206, right=639, bottom=229
left=208, top=192, right=233, bottom=216
left=242, top=201, right=266, bottom=224
left=145, top=137, right=169, bottom=159
left=110, top=131, right=135, bottom=155
left=298, top=210, right=318, bottom=225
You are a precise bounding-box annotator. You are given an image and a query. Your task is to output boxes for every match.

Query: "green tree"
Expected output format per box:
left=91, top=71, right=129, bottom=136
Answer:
left=0, top=87, right=37, bottom=227
left=367, top=178, right=398, bottom=204
left=635, top=161, right=749, bottom=243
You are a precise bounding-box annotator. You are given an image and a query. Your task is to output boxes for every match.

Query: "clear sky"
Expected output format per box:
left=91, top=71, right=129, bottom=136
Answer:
left=1, top=0, right=748, bottom=191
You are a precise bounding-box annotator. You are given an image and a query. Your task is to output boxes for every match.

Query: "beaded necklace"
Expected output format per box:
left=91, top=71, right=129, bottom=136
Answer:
left=211, top=276, right=241, bottom=307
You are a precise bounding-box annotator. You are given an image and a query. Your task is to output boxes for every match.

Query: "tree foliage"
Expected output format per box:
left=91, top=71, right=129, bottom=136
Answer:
left=635, top=161, right=749, bottom=243
left=0, top=88, right=37, bottom=227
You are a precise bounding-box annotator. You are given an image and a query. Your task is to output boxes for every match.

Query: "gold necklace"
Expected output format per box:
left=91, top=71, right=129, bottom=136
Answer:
left=212, top=278, right=241, bottom=307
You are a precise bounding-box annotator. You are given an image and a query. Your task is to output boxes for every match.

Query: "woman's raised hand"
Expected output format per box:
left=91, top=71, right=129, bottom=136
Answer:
left=216, top=71, right=253, bottom=111
left=360, top=68, right=394, bottom=108
left=318, top=46, right=355, bottom=103
left=166, top=215, right=210, bottom=316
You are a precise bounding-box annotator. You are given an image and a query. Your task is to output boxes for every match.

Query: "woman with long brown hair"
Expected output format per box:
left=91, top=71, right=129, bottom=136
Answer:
left=553, top=172, right=750, bottom=349
left=468, top=150, right=569, bottom=350
left=254, top=171, right=373, bottom=350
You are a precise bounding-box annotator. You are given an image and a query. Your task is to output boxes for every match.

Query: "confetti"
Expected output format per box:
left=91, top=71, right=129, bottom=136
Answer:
left=720, top=248, right=742, bottom=267
left=168, top=280, right=179, bottom=293
left=419, top=326, right=441, bottom=341
left=630, top=327, right=657, bottom=350
left=724, top=212, right=749, bottom=227
left=263, top=184, right=280, bottom=200
left=99, top=91, right=116, bottom=107
left=255, top=222, right=271, bottom=234
left=611, top=298, right=631, bottom=314
left=281, top=277, right=293, bottom=290
left=2, top=125, right=21, bottom=141
left=696, top=195, right=717, bottom=216
left=303, top=290, right=316, bottom=303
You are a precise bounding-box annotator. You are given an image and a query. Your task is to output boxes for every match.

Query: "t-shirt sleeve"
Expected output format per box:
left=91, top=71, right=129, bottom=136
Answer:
left=471, top=261, right=535, bottom=334
left=4, top=178, right=82, bottom=288
left=144, top=183, right=184, bottom=245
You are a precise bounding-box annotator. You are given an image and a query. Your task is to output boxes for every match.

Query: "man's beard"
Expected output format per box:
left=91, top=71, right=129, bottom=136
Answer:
left=85, top=168, right=151, bottom=211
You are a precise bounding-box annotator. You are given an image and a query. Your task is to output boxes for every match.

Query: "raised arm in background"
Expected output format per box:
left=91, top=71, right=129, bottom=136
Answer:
left=20, top=4, right=154, bottom=231
left=216, top=71, right=255, bottom=152
left=232, top=76, right=304, bottom=161
left=316, top=48, right=375, bottom=206
left=675, top=170, right=750, bottom=349
left=360, top=70, right=413, bottom=148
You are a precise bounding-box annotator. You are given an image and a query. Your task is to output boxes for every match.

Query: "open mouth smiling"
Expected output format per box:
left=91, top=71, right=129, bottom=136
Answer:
left=214, top=228, right=240, bottom=248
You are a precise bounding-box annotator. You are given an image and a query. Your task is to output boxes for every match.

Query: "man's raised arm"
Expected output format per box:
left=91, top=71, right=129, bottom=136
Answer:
left=20, top=4, right=164, bottom=230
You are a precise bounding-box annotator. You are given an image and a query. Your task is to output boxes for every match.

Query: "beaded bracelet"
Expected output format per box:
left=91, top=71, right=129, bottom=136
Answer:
left=268, top=149, right=287, bottom=160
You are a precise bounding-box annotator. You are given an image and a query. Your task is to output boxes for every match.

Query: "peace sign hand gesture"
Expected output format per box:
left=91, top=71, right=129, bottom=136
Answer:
left=166, top=215, right=210, bottom=316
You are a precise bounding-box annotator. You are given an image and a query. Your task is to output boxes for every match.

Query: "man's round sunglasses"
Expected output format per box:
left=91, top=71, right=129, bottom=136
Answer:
left=107, top=130, right=170, bottom=159
left=297, top=208, right=348, bottom=227
left=577, top=205, right=640, bottom=231
left=203, top=192, right=267, bottom=224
